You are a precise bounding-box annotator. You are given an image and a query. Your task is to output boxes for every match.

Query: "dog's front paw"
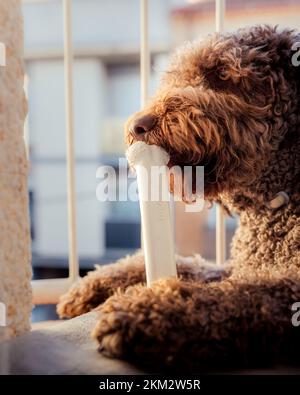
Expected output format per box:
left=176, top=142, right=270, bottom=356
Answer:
left=92, top=274, right=300, bottom=370
left=92, top=277, right=234, bottom=369
left=57, top=251, right=146, bottom=318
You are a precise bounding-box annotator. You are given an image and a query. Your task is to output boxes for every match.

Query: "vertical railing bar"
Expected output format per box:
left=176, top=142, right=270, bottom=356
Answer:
left=215, top=0, right=225, bottom=33
left=140, top=0, right=149, bottom=108
left=63, top=0, right=79, bottom=281
left=215, top=0, right=226, bottom=266
left=140, top=0, right=150, bottom=250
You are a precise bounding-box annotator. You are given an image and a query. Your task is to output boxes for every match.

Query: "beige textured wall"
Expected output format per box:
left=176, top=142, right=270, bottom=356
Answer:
left=0, top=0, right=32, bottom=340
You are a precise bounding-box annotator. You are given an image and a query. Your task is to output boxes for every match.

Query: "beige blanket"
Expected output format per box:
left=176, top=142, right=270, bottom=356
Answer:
left=0, top=313, right=143, bottom=374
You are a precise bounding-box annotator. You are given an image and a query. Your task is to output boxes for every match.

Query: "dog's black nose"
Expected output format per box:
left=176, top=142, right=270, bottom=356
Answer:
left=132, top=114, right=156, bottom=136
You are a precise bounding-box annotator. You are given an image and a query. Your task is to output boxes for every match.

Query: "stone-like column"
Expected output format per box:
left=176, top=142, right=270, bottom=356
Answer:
left=0, top=0, right=32, bottom=340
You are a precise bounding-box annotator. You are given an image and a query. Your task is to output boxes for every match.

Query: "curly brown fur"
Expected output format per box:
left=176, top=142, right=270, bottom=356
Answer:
left=57, top=253, right=146, bottom=318
left=92, top=276, right=300, bottom=371
left=58, top=252, right=229, bottom=318
left=126, top=25, right=300, bottom=203
left=58, top=25, right=300, bottom=370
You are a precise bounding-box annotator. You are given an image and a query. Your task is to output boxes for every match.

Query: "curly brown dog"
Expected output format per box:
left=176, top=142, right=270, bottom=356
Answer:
left=58, top=25, right=300, bottom=371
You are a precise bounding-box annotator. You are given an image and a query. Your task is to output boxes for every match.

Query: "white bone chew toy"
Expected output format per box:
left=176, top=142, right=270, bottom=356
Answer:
left=126, top=141, right=178, bottom=286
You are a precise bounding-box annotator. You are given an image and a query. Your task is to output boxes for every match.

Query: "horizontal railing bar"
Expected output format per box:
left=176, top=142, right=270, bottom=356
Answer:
left=32, top=278, right=75, bottom=305
left=24, top=44, right=168, bottom=61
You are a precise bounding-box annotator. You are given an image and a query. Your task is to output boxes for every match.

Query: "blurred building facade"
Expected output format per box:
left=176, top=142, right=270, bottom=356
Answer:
left=22, top=0, right=300, bottom=268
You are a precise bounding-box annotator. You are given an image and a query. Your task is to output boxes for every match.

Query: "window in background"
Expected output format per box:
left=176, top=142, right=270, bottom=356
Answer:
left=103, top=62, right=142, bottom=257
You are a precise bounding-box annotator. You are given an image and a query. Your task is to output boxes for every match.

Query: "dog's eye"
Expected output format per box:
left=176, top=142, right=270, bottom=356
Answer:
left=219, top=68, right=229, bottom=80
left=195, top=135, right=202, bottom=144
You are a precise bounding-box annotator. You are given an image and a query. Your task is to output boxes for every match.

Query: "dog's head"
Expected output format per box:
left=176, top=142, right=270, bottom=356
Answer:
left=125, top=25, right=299, bottom=202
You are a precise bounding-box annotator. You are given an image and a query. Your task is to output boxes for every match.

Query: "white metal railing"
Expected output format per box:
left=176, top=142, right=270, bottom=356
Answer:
left=30, top=0, right=226, bottom=305
left=140, top=0, right=150, bottom=108
left=31, top=0, right=79, bottom=304
left=63, top=0, right=79, bottom=283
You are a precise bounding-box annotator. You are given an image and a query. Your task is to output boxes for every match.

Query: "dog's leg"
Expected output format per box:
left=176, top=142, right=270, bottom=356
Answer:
left=92, top=272, right=300, bottom=370
left=57, top=252, right=229, bottom=318
left=57, top=251, right=145, bottom=318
